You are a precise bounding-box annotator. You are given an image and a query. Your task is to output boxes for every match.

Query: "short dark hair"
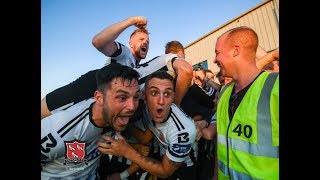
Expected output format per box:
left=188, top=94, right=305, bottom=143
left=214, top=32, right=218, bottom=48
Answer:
left=165, top=40, right=184, bottom=54
left=96, top=63, right=140, bottom=92
left=145, top=71, right=175, bottom=91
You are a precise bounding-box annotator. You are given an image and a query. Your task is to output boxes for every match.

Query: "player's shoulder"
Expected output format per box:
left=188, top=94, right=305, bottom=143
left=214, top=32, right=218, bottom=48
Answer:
left=170, top=104, right=195, bottom=128
left=112, top=41, right=132, bottom=57
left=52, top=98, right=95, bottom=116
left=115, top=41, right=125, bottom=49
left=166, top=106, right=196, bottom=141
left=163, top=53, right=180, bottom=61
left=150, top=53, right=179, bottom=63
left=42, top=98, right=95, bottom=129
left=65, top=98, right=95, bottom=110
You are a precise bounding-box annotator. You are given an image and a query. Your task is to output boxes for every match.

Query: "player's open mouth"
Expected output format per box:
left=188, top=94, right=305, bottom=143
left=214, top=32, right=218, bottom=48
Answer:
left=117, top=116, right=131, bottom=126
left=156, top=108, right=163, bottom=116
left=141, top=47, right=147, bottom=52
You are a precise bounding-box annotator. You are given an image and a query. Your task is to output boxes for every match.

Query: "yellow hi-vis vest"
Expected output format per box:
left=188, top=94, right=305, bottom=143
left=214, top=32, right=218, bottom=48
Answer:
left=217, top=72, right=279, bottom=180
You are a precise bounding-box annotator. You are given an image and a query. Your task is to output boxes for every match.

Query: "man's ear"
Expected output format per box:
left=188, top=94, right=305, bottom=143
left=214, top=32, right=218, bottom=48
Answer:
left=94, top=90, right=104, bottom=105
left=233, top=45, right=240, bottom=57
left=142, top=91, right=146, bottom=101
left=129, top=41, right=133, bottom=48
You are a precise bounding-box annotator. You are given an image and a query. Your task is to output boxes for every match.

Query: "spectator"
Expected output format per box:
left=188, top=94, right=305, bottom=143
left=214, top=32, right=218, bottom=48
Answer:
left=212, top=26, right=279, bottom=179
left=215, top=71, right=232, bottom=86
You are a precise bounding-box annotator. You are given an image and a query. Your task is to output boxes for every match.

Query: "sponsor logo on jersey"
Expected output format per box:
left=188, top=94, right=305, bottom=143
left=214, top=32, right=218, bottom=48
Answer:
left=172, top=144, right=191, bottom=154
left=63, top=139, right=88, bottom=165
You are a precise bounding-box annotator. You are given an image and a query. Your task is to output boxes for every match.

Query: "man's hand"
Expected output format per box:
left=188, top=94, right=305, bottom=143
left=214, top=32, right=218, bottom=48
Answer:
left=130, top=143, right=150, bottom=157
left=97, top=132, right=132, bottom=157
left=194, top=70, right=205, bottom=81
left=129, top=16, right=147, bottom=29
left=195, top=120, right=207, bottom=141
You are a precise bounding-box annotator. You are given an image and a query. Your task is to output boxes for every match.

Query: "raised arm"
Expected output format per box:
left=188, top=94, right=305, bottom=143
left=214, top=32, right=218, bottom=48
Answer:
left=172, top=58, right=193, bottom=106
left=256, top=47, right=279, bottom=70
left=256, top=45, right=268, bottom=60
left=92, top=16, right=147, bottom=56
left=194, top=70, right=221, bottom=92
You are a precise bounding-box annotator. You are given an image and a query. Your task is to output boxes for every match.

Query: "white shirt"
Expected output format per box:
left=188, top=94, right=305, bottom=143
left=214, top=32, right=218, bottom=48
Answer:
left=106, top=42, right=137, bottom=68
left=41, top=98, right=115, bottom=179
left=134, top=53, right=179, bottom=91
left=144, top=103, right=197, bottom=166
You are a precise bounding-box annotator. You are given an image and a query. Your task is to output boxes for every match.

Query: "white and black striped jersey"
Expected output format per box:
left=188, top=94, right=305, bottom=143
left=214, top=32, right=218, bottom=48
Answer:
left=41, top=98, right=115, bottom=179
left=106, top=42, right=137, bottom=68
left=135, top=53, right=179, bottom=92
left=145, top=103, right=197, bottom=167
left=106, top=41, right=179, bottom=78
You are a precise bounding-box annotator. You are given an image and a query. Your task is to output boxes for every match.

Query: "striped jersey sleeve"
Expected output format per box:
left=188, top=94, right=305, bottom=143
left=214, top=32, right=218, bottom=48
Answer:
left=163, top=104, right=196, bottom=163
left=107, top=42, right=137, bottom=68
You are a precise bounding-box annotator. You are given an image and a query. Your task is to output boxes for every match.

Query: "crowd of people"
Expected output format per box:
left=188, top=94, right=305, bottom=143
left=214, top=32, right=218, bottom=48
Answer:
left=41, top=16, right=279, bottom=180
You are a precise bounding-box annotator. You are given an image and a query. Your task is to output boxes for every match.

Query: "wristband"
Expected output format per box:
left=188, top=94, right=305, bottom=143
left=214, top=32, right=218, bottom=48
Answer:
left=119, top=170, right=129, bottom=180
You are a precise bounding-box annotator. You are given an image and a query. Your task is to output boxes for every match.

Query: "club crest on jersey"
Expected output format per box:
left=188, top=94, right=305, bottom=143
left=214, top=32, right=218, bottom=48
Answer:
left=63, top=139, right=88, bottom=165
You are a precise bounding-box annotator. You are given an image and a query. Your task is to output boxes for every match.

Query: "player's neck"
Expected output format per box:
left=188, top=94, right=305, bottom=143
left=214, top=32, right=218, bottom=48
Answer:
left=91, top=103, right=109, bottom=128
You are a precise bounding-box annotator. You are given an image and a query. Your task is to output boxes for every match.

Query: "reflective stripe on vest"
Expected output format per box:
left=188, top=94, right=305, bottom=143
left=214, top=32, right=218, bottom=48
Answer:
left=217, top=72, right=279, bottom=179
left=218, top=159, right=260, bottom=180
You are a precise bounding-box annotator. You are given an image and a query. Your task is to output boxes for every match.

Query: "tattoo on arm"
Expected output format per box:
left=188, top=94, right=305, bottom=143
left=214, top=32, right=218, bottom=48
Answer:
left=138, top=152, right=160, bottom=165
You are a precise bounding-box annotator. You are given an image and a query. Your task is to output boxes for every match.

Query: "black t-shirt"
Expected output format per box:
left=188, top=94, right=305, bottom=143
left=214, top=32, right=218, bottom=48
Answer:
left=180, top=83, right=216, bottom=123
left=46, top=69, right=98, bottom=111
left=188, top=83, right=215, bottom=109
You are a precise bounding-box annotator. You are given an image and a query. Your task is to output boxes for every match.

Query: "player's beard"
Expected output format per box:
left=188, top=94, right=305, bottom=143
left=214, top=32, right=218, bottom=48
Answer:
left=101, top=105, right=134, bottom=132
left=135, top=48, right=147, bottom=59
left=101, top=106, right=120, bottom=132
